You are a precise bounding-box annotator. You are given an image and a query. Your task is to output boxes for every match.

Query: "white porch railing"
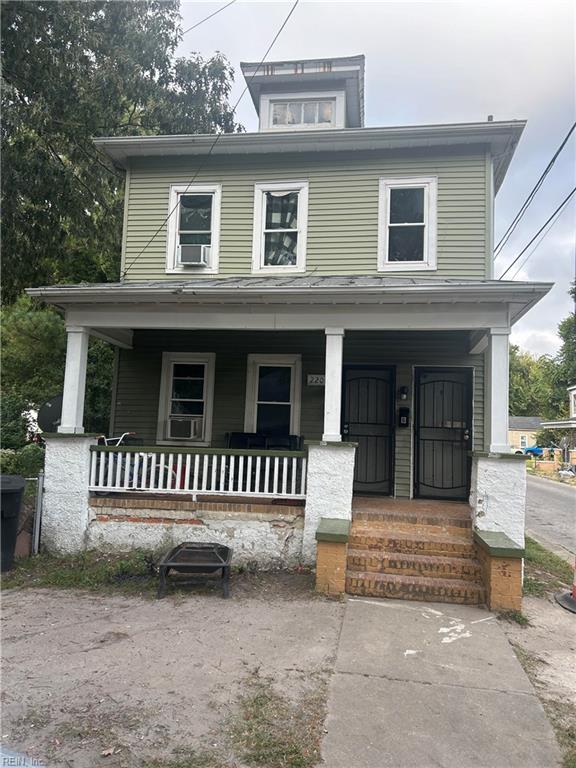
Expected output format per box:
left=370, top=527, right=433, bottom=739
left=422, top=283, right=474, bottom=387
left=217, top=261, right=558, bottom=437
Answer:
left=89, top=446, right=307, bottom=499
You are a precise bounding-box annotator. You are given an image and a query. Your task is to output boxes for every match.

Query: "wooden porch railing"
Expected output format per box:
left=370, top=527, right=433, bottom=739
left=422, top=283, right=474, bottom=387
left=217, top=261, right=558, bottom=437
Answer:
left=89, top=446, right=307, bottom=499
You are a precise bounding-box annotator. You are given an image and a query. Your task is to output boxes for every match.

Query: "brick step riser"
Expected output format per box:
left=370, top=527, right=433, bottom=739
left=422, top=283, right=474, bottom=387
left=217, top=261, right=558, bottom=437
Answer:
left=346, top=557, right=483, bottom=581
left=349, top=536, right=476, bottom=558
left=346, top=579, right=485, bottom=605
left=352, top=523, right=472, bottom=540
left=353, top=512, right=472, bottom=531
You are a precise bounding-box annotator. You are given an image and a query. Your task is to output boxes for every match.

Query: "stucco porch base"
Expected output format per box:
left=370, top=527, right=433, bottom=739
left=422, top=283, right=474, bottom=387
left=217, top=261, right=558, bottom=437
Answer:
left=87, top=496, right=304, bottom=568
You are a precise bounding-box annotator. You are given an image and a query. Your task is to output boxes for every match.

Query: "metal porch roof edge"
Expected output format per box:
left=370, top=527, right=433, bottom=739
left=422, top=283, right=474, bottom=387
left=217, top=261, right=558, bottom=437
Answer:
left=93, top=120, right=525, bottom=192
left=26, top=276, right=552, bottom=326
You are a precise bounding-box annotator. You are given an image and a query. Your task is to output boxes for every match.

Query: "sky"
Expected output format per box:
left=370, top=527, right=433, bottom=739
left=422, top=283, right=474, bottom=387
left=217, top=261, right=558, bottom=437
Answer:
left=177, top=0, right=576, bottom=357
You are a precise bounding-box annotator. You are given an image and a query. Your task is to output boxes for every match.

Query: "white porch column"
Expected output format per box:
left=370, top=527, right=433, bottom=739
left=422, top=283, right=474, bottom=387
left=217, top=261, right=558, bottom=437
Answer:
left=488, top=328, right=510, bottom=453
left=323, top=328, right=345, bottom=442
left=58, top=326, right=90, bottom=434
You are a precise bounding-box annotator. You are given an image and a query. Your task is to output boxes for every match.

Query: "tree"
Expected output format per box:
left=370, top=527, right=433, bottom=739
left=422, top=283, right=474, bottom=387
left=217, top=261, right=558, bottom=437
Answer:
left=0, top=295, right=114, bottom=447
left=508, top=345, right=555, bottom=418
left=1, top=1, right=241, bottom=301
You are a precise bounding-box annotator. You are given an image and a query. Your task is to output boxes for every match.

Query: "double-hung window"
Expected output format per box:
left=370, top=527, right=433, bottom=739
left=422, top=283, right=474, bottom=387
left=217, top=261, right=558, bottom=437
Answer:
left=378, top=177, right=437, bottom=271
left=166, top=184, right=221, bottom=274
left=252, top=181, right=308, bottom=273
left=244, top=355, right=302, bottom=436
left=157, top=353, right=216, bottom=444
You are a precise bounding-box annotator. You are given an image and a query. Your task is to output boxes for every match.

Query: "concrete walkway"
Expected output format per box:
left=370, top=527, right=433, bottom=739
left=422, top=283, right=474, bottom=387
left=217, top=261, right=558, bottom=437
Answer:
left=321, top=598, right=562, bottom=768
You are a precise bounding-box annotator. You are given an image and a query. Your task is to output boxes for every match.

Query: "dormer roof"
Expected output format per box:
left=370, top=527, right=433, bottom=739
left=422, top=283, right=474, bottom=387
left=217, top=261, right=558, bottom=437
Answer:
left=240, top=54, right=365, bottom=128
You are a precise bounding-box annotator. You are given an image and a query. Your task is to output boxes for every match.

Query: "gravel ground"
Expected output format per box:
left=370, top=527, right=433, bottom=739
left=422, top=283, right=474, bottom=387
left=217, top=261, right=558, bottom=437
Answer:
left=1, top=575, right=344, bottom=767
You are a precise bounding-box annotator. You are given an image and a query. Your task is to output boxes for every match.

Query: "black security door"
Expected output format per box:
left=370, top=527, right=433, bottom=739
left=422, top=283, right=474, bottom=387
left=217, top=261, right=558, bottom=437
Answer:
left=414, top=368, right=472, bottom=500
left=342, top=367, right=394, bottom=495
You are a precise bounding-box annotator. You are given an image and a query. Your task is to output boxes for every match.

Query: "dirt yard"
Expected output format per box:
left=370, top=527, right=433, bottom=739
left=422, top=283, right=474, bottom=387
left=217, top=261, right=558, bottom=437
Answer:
left=501, top=594, right=576, bottom=767
left=2, top=574, right=344, bottom=768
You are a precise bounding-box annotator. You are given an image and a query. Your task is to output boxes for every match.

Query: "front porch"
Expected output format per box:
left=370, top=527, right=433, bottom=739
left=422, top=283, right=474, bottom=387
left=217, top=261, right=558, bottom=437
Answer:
left=31, top=276, right=543, bottom=606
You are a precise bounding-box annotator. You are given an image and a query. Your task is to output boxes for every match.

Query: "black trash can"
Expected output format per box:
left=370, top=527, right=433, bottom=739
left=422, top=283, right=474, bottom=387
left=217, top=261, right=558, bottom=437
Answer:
left=1, top=475, right=26, bottom=572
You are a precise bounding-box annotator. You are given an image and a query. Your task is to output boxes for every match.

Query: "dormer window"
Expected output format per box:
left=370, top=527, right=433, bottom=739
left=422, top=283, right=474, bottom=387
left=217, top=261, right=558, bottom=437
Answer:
left=259, top=90, right=346, bottom=131
left=271, top=99, right=335, bottom=128
left=166, top=184, right=221, bottom=274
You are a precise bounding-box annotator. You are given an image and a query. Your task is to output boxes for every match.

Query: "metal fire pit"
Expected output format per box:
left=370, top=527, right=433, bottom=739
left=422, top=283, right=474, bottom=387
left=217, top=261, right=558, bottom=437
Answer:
left=156, top=542, right=233, bottom=599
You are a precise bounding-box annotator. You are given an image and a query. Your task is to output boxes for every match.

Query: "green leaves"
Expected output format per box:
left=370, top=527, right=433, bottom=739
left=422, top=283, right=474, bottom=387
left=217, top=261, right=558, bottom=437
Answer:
left=1, top=1, right=241, bottom=301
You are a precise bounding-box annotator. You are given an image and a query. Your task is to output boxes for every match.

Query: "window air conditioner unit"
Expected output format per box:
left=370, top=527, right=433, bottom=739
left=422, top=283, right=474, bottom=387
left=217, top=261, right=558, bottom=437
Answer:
left=178, top=244, right=211, bottom=266
left=167, top=417, right=203, bottom=440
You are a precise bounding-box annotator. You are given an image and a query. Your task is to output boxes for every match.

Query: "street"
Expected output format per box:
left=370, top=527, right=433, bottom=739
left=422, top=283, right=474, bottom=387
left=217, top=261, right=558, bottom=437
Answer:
left=525, top=474, right=576, bottom=558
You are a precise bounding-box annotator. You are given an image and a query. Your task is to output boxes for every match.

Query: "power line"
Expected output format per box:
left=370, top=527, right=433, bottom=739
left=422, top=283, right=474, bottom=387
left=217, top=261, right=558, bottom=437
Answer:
left=499, top=186, right=576, bottom=279
left=181, top=0, right=238, bottom=36
left=122, top=0, right=300, bottom=278
left=507, top=199, right=572, bottom=280
left=494, top=121, right=576, bottom=259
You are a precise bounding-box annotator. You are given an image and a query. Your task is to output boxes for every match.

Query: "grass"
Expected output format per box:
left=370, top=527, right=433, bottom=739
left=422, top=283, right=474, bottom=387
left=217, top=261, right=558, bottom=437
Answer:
left=524, top=536, right=573, bottom=597
left=543, top=699, right=576, bottom=768
left=145, top=749, right=228, bottom=768
left=1, top=550, right=158, bottom=596
left=230, top=672, right=326, bottom=768
left=498, top=609, right=530, bottom=626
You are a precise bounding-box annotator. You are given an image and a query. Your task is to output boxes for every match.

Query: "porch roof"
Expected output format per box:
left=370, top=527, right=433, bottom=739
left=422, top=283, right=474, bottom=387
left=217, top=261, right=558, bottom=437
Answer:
left=27, top=276, right=551, bottom=326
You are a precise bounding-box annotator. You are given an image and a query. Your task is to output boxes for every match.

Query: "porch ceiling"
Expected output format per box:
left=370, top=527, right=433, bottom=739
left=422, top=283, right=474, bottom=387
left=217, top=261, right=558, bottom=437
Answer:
left=27, top=276, right=552, bottom=331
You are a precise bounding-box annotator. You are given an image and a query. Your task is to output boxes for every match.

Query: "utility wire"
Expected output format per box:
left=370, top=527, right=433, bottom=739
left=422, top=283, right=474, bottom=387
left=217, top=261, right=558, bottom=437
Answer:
left=507, top=199, right=572, bottom=280
left=499, top=186, right=576, bottom=279
left=181, top=0, right=238, bottom=36
left=122, top=0, right=300, bottom=278
left=494, top=121, right=576, bottom=259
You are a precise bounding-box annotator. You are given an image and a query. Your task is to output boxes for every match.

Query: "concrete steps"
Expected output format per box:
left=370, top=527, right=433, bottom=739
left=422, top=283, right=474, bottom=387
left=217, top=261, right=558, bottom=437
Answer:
left=346, top=500, right=485, bottom=606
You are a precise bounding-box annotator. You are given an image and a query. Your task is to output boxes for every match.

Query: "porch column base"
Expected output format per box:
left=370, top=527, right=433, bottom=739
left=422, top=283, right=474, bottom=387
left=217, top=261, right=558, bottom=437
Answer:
left=302, top=442, right=356, bottom=565
left=42, top=435, right=96, bottom=553
left=469, top=452, right=526, bottom=548
left=315, top=518, right=350, bottom=596
left=474, top=530, right=524, bottom=612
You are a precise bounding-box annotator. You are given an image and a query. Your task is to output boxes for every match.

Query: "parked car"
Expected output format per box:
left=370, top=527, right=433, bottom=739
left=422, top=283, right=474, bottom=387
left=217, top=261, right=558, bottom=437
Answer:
left=514, top=445, right=544, bottom=457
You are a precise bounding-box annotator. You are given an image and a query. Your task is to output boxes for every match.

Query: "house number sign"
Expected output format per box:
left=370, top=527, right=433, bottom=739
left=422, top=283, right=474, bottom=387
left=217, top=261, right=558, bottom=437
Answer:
left=307, top=374, right=325, bottom=386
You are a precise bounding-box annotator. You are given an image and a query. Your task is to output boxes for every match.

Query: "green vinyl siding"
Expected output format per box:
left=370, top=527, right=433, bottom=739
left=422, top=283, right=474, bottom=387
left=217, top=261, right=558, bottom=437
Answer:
left=122, top=147, right=490, bottom=281
left=112, top=330, right=484, bottom=499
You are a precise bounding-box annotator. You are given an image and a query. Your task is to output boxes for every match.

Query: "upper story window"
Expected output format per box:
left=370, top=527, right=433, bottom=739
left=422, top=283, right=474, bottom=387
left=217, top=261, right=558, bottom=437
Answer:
left=271, top=99, right=335, bottom=128
left=166, top=184, right=221, bottom=274
left=378, top=177, right=437, bottom=272
left=259, top=90, right=346, bottom=131
left=252, top=181, right=308, bottom=274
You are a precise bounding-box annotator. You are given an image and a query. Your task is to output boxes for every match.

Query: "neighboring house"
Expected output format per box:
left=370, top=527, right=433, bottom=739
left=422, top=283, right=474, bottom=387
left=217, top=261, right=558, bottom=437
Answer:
left=509, top=416, right=543, bottom=451
left=28, top=55, right=551, bottom=609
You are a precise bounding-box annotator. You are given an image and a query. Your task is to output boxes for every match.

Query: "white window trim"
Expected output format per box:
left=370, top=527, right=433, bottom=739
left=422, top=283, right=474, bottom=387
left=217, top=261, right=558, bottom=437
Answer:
left=165, top=184, right=221, bottom=275
left=378, top=176, right=438, bottom=272
left=259, top=90, right=346, bottom=131
left=156, top=352, right=216, bottom=445
left=244, top=354, right=302, bottom=435
left=520, top=434, right=528, bottom=448
left=251, top=181, right=308, bottom=275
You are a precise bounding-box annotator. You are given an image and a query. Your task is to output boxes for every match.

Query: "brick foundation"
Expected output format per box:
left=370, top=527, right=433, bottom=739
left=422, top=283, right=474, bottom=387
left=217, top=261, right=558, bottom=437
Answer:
left=474, top=531, right=523, bottom=612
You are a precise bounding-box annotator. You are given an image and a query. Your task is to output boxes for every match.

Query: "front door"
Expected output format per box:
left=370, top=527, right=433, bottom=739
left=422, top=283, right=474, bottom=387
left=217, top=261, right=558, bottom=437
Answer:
left=414, top=367, right=472, bottom=500
left=342, top=367, right=394, bottom=495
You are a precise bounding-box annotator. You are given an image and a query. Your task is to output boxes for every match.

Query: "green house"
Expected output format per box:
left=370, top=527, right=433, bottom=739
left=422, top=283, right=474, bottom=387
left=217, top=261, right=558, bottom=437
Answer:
left=29, top=55, right=546, bottom=607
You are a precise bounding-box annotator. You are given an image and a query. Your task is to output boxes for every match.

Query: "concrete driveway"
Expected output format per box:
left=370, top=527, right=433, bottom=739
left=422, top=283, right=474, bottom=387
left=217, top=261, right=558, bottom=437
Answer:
left=526, top=474, right=576, bottom=559
left=322, top=598, right=562, bottom=768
